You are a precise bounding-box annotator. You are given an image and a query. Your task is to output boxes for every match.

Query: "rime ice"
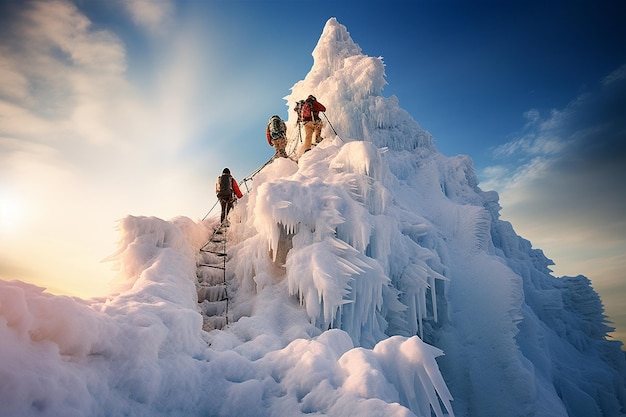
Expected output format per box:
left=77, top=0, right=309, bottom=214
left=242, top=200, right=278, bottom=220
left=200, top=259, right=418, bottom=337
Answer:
left=1, top=18, right=624, bottom=417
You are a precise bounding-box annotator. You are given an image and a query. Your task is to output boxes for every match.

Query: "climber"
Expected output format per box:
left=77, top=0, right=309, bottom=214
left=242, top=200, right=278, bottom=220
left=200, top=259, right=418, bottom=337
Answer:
left=295, top=95, right=326, bottom=154
left=215, top=168, right=243, bottom=224
left=266, top=115, right=288, bottom=159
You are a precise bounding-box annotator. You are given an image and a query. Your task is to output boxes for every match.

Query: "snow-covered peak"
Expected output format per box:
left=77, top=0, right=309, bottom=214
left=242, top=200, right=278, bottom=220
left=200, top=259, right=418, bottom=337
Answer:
left=288, top=18, right=435, bottom=153
left=1, top=17, right=624, bottom=417
left=311, top=17, right=363, bottom=78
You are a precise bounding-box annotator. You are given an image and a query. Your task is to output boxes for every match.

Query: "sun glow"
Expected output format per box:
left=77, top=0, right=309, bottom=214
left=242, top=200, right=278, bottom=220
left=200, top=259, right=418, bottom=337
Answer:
left=0, top=195, right=22, bottom=233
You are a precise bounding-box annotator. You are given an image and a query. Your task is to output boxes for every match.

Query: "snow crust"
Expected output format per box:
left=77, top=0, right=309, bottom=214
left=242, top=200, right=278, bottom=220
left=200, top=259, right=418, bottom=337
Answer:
left=1, top=17, right=625, bottom=417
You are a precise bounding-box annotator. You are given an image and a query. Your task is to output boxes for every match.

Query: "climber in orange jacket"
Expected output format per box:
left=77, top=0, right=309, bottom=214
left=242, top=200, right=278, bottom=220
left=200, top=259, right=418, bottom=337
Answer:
left=266, top=115, right=288, bottom=159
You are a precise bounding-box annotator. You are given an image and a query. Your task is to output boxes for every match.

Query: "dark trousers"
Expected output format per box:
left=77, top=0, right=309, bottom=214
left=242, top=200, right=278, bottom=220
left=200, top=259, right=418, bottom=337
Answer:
left=220, top=198, right=234, bottom=223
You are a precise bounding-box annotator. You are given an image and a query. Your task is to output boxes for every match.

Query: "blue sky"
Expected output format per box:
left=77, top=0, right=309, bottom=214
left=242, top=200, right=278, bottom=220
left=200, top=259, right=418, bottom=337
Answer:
left=0, top=0, right=625, bottom=343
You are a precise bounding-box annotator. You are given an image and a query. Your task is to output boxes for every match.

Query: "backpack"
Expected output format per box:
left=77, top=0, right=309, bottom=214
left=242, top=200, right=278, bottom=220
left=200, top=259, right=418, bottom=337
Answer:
left=217, top=174, right=233, bottom=200
left=268, top=116, right=285, bottom=140
left=300, top=101, right=312, bottom=120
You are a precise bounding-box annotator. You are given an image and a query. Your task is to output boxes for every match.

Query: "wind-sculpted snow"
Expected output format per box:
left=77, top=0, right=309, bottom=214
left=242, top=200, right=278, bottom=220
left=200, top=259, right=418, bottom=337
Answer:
left=0, top=216, right=211, bottom=416
left=0, top=215, right=455, bottom=417
left=238, top=141, right=451, bottom=350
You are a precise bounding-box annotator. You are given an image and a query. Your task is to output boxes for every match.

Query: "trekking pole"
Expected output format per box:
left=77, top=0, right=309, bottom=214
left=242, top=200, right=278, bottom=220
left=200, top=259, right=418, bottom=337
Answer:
left=321, top=112, right=344, bottom=142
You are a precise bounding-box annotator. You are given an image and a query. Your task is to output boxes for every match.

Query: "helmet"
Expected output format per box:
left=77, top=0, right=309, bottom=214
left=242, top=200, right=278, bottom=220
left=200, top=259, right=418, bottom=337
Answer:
left=269, top=115, right=280, bottom=123
left=222, top=168, right=230, bottom=174
left=307, top=95, right=316, bottom=101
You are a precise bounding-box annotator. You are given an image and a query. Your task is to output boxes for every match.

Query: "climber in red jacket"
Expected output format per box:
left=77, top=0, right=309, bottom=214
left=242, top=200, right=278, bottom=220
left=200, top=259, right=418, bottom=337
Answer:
left=295, top=95, right=326, bottom=154
left=215, top=167, right=243, bottom=224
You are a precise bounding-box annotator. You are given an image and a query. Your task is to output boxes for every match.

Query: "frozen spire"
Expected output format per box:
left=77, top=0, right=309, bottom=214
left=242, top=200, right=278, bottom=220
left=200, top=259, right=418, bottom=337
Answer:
left=311, top=17, right=363, bottom=79
left=287, top=18, right=434, bottom=152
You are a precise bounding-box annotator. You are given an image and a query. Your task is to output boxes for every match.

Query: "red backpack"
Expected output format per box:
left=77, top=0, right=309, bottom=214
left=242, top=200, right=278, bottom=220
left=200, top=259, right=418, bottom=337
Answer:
left=301, top=101, right=312, bottom=120
left=296, top=100, right=313, bottom=121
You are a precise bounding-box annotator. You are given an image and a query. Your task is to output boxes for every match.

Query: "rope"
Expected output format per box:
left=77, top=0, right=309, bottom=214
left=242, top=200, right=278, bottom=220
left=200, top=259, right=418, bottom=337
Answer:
left=197, top=127, right=295, bottom=328
left=202, top=153, right=276, bottom=221
left=196, top=109, right=345, bottom=328
left=203, top=112, right=341, bottom=222
left=284, top=123, right=301, bottom=158
left=242, top=156, right=274, bottom=183
left=201, top=199, right=220, bottom=221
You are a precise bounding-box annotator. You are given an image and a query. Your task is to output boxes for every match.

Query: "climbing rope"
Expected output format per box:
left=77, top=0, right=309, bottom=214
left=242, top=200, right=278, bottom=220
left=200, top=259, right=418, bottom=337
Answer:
left=201, top=154, right=276, bottom=221
left=203, top=111, right=344, bottom=221
left=284, top=125, right=301, bottom=159
left=196, top=110, right=346, bottom=329
left=201, top=199, right=220, bottom=221
left=197, top=152, right=280, bottom=327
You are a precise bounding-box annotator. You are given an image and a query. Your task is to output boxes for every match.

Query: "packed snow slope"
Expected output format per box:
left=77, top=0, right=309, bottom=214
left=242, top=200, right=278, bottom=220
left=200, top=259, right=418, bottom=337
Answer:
left=1, top=17, right=625, bottom=417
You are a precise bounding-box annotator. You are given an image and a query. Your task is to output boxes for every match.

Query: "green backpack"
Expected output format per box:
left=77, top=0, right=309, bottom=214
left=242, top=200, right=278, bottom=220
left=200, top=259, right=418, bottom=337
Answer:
left=268, top=115, right=286, bottom=140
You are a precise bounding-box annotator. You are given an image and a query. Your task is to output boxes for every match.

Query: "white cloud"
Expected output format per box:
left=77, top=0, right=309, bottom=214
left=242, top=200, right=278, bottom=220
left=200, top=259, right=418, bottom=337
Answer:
left=480, top=64, right=626, bottom=340
left=1, top=0, right=135, bottom=145
left=119, top=0, right=175, bottom=36
left=484, top=62, right=626, bottom=220
left=602, top=63, right=626, bottom=87
left=19, top=1, right=126, bottom=73
left=0, top=55, right=29, bottom=102
left=0, top=0, right=219, bottom=298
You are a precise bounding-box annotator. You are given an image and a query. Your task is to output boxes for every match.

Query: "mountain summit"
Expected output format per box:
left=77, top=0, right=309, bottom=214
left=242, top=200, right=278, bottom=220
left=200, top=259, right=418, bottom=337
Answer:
left=1, top=18, right=624, bottom=417
left=290, top=18, right=435, bottom=153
